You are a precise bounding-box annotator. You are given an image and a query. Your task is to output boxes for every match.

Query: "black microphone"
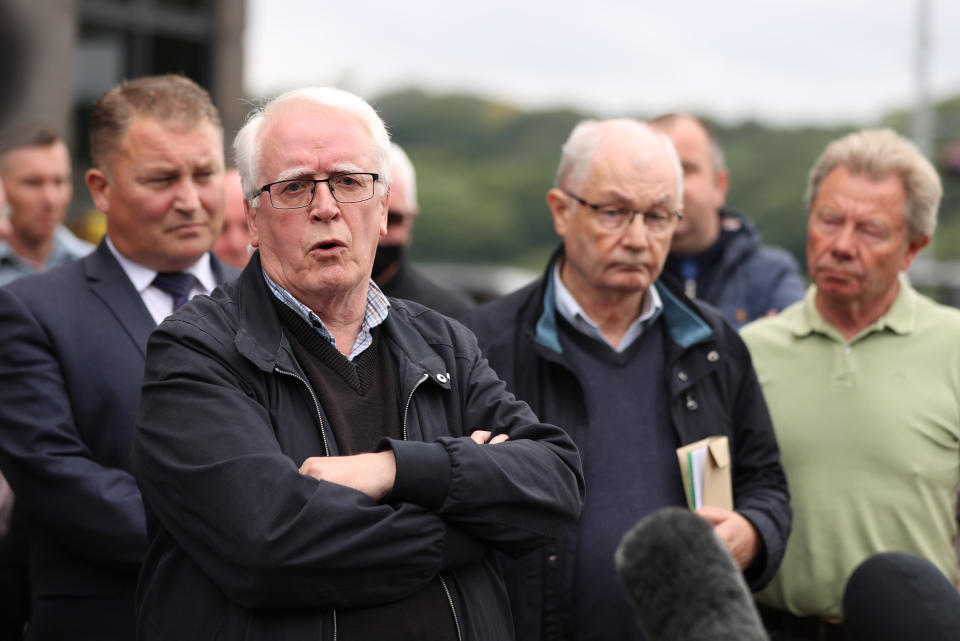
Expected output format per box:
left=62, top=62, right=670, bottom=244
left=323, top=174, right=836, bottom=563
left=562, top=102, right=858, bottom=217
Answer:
left=843, top=551, right=960, bottom=641
left=614, top=506, right=767, bottom=641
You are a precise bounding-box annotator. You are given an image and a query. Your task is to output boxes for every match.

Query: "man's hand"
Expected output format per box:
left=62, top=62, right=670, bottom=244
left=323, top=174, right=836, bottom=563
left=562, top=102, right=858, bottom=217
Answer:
left=469, top=430, right=509, bottom=445
left=695, top=506, right=759, bottom=570
left=299, top=451, right=397, bottom=501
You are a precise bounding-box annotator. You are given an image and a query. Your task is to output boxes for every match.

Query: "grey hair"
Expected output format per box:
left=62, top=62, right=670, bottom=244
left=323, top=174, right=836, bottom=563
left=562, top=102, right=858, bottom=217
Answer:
left=233, top=87, right=392, bottom=206
left=556, top=119, right=683, bottom=206
left=388, top=142, right=418, bottom=211
left=806, top=128, right=942, bottom=239
left=648, top=112, right=726, bottom=172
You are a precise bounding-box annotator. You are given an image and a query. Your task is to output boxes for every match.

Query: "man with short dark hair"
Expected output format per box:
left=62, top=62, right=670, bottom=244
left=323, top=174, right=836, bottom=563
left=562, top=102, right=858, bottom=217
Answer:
left=743, top=129, right=960, bottom=640
left=0, top=126, right=92, bottom=286
left=131, top=86, right=583, bottom=641
left=650, top=114, right=804, bottom=328
left=372, top=142, right=474, bottom=316
left=462, top=118, right=790, bottom=641
left=0, top=74, right=238, bottom=641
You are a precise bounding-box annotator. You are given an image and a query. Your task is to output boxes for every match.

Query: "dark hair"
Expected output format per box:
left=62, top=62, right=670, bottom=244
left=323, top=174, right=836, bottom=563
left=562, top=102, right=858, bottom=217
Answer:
left=0, top=124, right=62, bottom=156
left=90, top=74, right=221, bottom=169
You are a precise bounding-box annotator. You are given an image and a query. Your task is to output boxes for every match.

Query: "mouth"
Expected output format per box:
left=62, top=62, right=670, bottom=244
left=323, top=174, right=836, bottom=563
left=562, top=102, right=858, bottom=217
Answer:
left=310, top=239, right=346, bottom=254
left=168, top=222, right=204, bottom=234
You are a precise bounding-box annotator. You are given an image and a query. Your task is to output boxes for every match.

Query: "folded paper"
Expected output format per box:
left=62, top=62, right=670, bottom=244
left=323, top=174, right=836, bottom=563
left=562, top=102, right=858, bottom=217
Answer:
left=676, top=436, right=733, bottom=510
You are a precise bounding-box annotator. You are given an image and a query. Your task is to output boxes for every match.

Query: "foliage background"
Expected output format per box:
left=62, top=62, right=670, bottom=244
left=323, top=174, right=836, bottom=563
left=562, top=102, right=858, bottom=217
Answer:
left=373, top=88, right=960, bottom=279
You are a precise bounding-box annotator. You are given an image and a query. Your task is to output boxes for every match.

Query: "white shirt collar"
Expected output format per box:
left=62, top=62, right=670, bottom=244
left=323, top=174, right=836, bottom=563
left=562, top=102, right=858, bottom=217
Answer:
left=105, top=236, right=216, bottom=294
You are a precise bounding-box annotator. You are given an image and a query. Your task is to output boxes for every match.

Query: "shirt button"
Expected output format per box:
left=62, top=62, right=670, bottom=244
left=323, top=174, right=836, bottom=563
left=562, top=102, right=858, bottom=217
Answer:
left=707, top=350, right=719, bottom=362
left=678, top=371, right=688, bottom=382
left=686, top=396, right=699, bottom=411
left=547, top=554, right=558, bottom=564
left=436, top=373, right=449, bottom=383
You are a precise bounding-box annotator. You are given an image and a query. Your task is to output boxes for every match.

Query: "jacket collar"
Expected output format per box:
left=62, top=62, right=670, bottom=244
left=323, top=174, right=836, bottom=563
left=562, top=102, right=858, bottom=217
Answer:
left=382, top=306, right=452, bottom=390
left=533, top=246, right=713, bottom=355
left=84, top=240, right=157, bottom=357
left=234, top=251, right=291, bottom=372
left=233, top=252, right=450, bottom=390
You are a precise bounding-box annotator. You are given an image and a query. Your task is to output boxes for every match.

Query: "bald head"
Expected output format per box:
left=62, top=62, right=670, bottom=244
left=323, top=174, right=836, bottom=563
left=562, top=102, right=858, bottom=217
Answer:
left=555, top=119, right=683, bottom=202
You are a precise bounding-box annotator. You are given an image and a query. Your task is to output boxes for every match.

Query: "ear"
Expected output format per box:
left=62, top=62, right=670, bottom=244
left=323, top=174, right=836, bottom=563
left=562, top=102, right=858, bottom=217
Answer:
left=547, top=188, right=572, bottom=238
left=712, top=167, right=730, bottom=210
left=243, top=198, right=260, bottom=248
left=378, top=190, right=389, bottom=238
left=900, top=233, right=930, bottom=271
left=85, top=168, right=111, bottom=214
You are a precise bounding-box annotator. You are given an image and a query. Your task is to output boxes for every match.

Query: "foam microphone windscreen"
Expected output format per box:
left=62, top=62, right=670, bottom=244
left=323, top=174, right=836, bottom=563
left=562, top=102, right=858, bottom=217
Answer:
left=843, top=551, right=960, bottom=641
left=614, top=506, right=768, bottom=641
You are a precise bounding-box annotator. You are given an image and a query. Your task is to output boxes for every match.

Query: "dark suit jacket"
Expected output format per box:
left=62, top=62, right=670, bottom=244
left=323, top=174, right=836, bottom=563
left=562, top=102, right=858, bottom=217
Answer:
left=0, top=240, right=239, bottom=641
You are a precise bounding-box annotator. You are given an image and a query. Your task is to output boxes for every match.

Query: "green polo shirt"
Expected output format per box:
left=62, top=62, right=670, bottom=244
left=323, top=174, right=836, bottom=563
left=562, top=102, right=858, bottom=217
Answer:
left=742, top=278, right=960, bottom=618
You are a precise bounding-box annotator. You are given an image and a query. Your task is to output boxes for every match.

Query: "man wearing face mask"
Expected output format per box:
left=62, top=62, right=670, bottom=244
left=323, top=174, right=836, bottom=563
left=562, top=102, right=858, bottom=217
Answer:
left=372, top=143, right=474, bottom=317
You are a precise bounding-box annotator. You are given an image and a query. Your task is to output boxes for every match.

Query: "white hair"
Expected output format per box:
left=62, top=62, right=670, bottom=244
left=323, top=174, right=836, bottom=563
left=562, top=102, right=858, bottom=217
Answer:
left=233, top=87, right=392, bottom=206
left=556, top=119, right=683, bottom=207
left=388, top=142, right=418, bottom=211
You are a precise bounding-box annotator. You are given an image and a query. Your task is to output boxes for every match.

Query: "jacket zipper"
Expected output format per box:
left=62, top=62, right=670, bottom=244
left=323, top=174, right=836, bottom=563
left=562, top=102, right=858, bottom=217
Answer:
left=439, top=575, right=464, bottom=641
left=402, top=372, right=463, bottom=641
left=401, top=373, right=429, bottom=441
left=274, top=366, right=335, bottom=640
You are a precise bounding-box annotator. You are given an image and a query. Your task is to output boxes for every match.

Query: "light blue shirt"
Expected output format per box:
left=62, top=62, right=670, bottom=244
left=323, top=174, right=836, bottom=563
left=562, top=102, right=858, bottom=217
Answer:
left=0, top=225, right=94, bottom=287
left=552, top=260, right=663, bottom=352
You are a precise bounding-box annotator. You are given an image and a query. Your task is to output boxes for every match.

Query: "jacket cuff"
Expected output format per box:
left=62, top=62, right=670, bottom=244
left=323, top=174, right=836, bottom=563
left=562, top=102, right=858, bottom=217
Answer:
left=738, top=508, right=777, bottom=590
left=378, top=438, right=451, bottom=510
left=441, top=524, right=485, bottom=570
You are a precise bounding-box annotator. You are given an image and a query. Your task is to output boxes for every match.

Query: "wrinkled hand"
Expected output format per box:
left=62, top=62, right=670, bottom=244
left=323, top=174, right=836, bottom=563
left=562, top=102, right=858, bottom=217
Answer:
left=469, top=429, right=509, bottom=445
left=299, top=451, right=396, bottom=501
left=695, top=506, right=759, bottom=570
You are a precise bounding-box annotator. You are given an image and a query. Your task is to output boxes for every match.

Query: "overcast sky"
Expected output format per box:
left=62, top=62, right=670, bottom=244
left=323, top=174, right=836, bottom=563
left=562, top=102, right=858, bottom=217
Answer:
left=245, top=0, right=960, bottom=126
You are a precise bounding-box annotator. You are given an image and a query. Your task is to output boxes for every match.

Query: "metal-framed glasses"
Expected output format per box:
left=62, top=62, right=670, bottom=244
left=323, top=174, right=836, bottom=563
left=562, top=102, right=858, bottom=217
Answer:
left=564, top=190, right=682, bottom=234
left=260, top=172, right=379, bottom=209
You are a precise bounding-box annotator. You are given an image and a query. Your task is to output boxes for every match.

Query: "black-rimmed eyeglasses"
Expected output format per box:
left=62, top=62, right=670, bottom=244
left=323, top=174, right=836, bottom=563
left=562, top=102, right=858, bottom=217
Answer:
left=564, top=190, right=682, bottom=234
left=260, top=173, right=379, bottom=209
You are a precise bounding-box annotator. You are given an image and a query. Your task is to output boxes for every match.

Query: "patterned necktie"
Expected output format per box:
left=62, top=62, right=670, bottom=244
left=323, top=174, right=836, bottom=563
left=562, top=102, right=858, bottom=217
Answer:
left=152, top=272, right=199, bottom=312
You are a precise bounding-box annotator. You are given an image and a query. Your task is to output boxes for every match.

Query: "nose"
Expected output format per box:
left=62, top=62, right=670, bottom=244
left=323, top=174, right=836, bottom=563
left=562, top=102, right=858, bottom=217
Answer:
left=40, top=181, right=65, bottom=208
left=620, top=212, right=650, bottom=249
left=830, top=221, right=858, bottom=259
left=307, top=183, right=340, bottom=221
left=173, top=178, right=202, bottom=213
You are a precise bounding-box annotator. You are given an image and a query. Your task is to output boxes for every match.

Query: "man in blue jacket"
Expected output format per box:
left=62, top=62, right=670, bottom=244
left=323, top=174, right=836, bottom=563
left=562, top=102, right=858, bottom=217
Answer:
left=461, top=118, right=791, bottom=641
left=131, top=86, right=584, bottom=641
left=650, top=114, right=805, bottom=328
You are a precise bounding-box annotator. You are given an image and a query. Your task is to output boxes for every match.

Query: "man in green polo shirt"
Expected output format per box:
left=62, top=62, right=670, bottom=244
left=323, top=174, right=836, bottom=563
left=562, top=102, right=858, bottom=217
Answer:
left=742, top=128, right=960, bottom=640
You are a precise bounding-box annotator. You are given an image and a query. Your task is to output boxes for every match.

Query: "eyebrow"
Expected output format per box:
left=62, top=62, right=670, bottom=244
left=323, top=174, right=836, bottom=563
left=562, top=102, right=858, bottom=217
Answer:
left=596, top=190, right=674, bottom=210
left=272, top=163, right=368, bottom=183
left=273, top=166, right=315, bottom=182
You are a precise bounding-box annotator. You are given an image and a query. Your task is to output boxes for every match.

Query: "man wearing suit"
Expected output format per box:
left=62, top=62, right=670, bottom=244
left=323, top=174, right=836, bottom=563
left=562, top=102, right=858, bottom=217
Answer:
left=0, top=74, right=238, bottom=641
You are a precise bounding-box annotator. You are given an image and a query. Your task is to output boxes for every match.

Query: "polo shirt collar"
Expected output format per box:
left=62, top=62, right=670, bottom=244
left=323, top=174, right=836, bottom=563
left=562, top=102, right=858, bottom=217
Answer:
left=794, top=275, right=917, bottom=341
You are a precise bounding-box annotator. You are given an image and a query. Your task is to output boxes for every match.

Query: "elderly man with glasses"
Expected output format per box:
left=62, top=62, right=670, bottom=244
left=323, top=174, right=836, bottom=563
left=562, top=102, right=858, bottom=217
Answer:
left=130, top=86, right=584, bottom=641
left=462, top=119, right=791, bottom=641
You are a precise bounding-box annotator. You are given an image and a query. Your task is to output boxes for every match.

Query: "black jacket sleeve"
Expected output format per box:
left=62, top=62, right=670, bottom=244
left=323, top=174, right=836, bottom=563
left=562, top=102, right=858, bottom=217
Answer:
left=383, top=329, right=585, bottom=557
